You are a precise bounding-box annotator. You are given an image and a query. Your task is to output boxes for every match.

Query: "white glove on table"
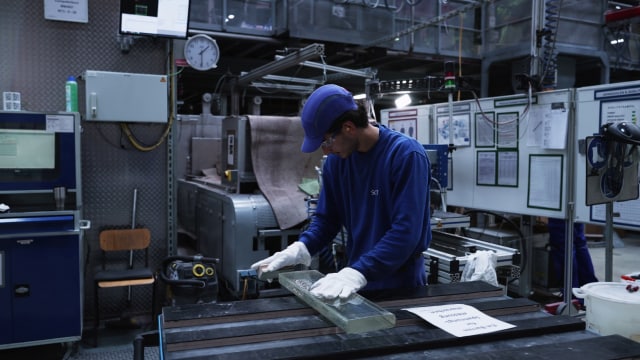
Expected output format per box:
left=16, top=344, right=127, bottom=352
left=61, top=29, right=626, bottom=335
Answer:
left=251, top=241, right=311, bottom=273
left=310, top=267, right=367, bottom=302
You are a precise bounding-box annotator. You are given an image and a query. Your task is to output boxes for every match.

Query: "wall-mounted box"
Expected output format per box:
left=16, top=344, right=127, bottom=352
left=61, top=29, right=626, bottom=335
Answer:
left=81, top=70, right=168, bottom=123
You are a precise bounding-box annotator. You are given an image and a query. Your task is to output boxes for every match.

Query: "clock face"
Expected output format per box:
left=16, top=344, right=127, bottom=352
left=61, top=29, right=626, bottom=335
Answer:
left=184, top=34, right=219, bottom=71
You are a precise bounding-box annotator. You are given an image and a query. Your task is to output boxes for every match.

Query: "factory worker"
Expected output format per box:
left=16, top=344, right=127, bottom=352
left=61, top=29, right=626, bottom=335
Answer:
left=251, top=84, right=431, bottom=302
left=547, top=218, right=598, bottom=289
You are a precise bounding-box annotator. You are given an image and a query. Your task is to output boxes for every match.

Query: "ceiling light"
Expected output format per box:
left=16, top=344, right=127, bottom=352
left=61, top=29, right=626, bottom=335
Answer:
left=395, top=94, right=411, bottom=108
left=353, top=93, right=366, bottom=100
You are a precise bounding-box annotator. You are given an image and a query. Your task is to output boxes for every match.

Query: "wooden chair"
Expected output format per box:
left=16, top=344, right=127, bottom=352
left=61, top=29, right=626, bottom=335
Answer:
left=93, top=228, right=156, bottom=347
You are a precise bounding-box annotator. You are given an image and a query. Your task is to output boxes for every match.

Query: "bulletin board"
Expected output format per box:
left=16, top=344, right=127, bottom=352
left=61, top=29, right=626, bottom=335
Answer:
left=380, top=85, right=640, bottom=226
left=435, top=89, right=573, bottom=219
left=380, top=104, right=433, bottom=144
left=573, top=81, right=640, bottom=229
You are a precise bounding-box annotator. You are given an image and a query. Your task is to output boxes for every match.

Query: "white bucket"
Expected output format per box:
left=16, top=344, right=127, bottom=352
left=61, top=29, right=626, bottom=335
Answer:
left=573, top=282, right=640, bottom=342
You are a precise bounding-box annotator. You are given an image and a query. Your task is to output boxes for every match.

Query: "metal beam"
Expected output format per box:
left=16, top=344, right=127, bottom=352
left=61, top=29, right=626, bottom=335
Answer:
left=260, top=74, right=323, bottom=85
left=237, top=43, right=325, bottom=86
left=275, top=55, right=376, bottom=79
left=240, top=72, right=323, bottom=85
left=250, top=82, right=315, bottom=93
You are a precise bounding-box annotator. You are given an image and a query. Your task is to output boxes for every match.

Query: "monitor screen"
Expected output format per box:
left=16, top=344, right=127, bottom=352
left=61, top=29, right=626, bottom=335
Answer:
left=120, top=0, right=191, bottom=39
left=0, top=130, right=55, bottom=169
left=0, top=112, right=78, bottom=191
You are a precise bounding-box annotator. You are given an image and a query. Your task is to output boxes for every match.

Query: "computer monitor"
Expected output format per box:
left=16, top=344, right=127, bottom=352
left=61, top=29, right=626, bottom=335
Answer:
left=0, top=129, right=55, bottom=170
left=0, top=112, right=80, bottom=192
left=119, top=0, right=191, bottom=39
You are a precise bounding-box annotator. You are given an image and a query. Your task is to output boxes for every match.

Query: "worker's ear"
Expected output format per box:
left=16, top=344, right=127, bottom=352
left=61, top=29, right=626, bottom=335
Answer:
left=342, top=121, right=355, bottom=134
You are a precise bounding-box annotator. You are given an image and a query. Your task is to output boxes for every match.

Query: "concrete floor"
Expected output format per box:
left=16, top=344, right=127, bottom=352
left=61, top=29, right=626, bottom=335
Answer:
left=589, top=230, right=640, bottom=283
left=527, top=228, right=640, bottom=305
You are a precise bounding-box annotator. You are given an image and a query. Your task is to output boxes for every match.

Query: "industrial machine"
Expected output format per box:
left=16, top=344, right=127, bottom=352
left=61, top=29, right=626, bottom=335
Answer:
left=177, top=114, right=311, bottom=300
left=0, top=111, right=86, bottom=350
left=418, top=143, right=521, bottom=289
left=177, top=179, right=300, bottom=299
left=425, top=230, right=521, bottom=285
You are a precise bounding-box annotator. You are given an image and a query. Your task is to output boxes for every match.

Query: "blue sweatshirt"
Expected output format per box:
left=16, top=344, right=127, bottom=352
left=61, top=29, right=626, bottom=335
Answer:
left=300, top=125, right=431, bottom=291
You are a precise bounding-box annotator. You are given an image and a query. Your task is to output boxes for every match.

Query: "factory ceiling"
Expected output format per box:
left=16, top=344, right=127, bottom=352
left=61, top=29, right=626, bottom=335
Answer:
left=177, top=33, right=483, bottom=115
left=177, top=0, right=640, bottom=116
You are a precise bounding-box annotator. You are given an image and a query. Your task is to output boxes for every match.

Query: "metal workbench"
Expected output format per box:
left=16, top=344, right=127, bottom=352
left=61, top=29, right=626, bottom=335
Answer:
left=156, top=281, right=640, bottom=359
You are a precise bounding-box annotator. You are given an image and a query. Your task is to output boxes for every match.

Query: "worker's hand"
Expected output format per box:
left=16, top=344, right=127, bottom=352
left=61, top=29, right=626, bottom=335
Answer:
left=250, top=241, right=311, bottom=273
left=309, top=267, right=367, bottom=302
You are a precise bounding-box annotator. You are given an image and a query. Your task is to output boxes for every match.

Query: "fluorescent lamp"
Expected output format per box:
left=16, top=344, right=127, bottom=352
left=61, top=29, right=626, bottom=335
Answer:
left=353, top=93, right=366, bottom=100
left=395, top=94, right=411, bottom=108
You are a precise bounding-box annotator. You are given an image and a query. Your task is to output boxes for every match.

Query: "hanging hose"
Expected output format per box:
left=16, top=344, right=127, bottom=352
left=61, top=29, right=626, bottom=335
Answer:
left=540, top=0, right=561, bottom=90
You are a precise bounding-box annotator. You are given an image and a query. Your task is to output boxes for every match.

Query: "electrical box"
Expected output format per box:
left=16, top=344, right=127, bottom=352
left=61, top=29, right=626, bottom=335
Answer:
left=81, top=70, right=168, bottom=123
left=424, top=144, right=449, bottom=189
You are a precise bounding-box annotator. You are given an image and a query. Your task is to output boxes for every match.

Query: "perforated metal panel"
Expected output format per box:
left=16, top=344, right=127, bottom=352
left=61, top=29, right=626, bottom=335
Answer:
left=1, top=1, right=171, bottom=324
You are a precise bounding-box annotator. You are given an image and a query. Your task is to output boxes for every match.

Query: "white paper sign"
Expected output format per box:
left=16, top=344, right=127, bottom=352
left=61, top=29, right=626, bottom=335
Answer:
left=44, top=0, right=89, bottom=23
left=403, top=303, right=515, bottom=337
left=46, top=114, right=75, bottom=133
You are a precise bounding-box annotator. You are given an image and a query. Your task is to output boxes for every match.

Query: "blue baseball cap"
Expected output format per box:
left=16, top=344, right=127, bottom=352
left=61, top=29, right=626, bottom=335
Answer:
left=300, top=84, right=357, bottom=153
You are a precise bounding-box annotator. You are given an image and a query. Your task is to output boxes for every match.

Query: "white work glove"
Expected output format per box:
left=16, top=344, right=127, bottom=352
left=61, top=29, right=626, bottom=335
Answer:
left=310, top=267, right=367, bottom=302
left=251, top=241, right=311, bottom=273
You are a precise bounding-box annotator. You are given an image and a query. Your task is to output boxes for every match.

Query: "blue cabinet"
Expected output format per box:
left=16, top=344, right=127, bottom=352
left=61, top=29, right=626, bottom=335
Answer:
left=0, top=214, right=82, bottom=350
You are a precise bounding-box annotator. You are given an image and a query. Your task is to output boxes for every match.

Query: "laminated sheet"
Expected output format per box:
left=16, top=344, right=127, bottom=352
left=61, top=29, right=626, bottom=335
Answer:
left=248, top=115, right=323, bottom=229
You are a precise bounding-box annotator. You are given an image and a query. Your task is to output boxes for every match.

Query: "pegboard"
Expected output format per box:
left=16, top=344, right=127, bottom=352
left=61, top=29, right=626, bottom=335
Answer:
left=1, top=0, right=171, bottom=324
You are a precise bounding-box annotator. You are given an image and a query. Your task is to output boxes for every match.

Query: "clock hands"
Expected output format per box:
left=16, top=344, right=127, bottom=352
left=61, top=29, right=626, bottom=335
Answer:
left=199, top=46, right=210, bottom=67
